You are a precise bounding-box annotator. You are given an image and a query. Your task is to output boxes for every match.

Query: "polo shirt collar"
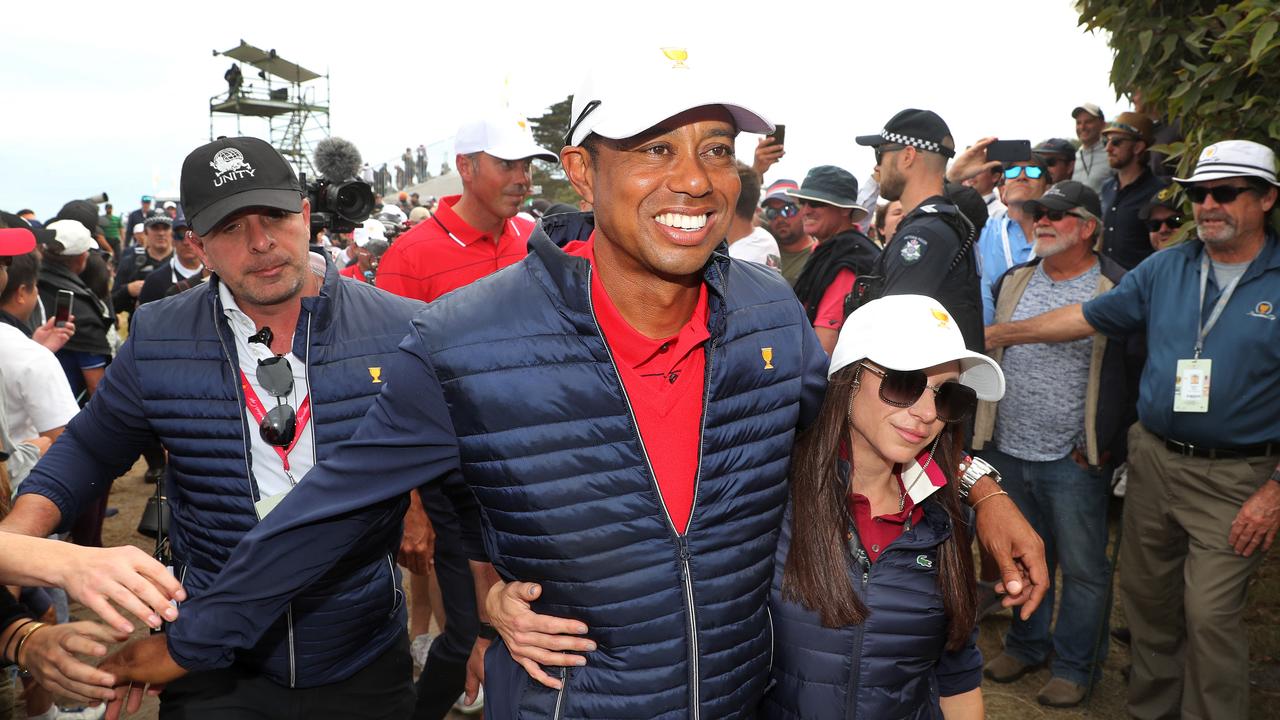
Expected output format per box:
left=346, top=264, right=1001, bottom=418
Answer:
left=433, top=195, right=518, bottom=248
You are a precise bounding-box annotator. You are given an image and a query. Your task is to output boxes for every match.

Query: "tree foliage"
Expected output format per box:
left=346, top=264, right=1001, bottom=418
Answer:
left=528, top=96, right=582, bottom=205
left=1077, top=0, right=1280, bottom=176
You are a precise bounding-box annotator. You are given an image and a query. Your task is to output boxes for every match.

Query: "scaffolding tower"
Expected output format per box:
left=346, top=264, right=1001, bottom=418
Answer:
left=209, top=41, right=329, bottom=176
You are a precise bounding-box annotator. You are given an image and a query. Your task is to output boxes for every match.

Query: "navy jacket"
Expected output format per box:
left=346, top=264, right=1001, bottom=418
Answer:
left=764, top=497, right=982, bottom=719
left=18, top=258, right=428, bottom=688
left=178, top=218, right=829, bottom=719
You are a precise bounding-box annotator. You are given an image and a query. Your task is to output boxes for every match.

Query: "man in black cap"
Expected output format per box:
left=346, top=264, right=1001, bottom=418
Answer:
left=785, top=165, right=879, bottom=353
left=857, top=109, right=985, bottom=351
left=973, top=181, right=1138, bottom=707
left=1034, top=139, right=1078, bottom=184
left=1138, top=186, right=1185, bottom=252
left=5, top=136, right=449, bottom=718
left=112, top=211, right=174, bottom=321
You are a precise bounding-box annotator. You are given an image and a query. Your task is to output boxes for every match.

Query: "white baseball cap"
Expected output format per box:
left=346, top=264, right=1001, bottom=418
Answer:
left=567, top=47, right=773, bottom=147
left=132, top=222, right=145, bottom=234
left=47, top=219, right=96, bottom=256
left=1174, top=139, right=1280, bottom=187
left=829, top=294, right=1005, bottom=401
left=352, top=218, right=386, bottom=248
left=455, top=111, right=558, bottom=163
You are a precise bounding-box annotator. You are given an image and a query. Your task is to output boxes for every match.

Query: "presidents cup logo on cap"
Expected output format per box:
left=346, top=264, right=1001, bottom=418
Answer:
left=210, top=148, right=256, bottom=187
left=661, top=47, right=689, bottom=69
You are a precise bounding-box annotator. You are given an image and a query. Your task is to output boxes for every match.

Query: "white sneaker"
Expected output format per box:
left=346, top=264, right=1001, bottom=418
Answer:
left=410, top=632, right=439, bottom=669
left=454, top=687, right=484, bottom=715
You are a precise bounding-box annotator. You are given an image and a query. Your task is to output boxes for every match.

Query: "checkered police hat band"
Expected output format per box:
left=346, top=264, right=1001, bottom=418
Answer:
left=882, top=130, right=955, bottom=158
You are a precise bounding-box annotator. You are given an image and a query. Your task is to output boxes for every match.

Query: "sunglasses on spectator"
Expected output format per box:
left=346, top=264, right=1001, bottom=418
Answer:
left=1104, top=136, right=1134, bottom=147
left=763, top=204, right=799, bottom=220
left=797, top=199, right=832, bottom=209
left=1031, top=207, right=1086, bottom=223
left=250, top=327, right=299, bottom=447
left=1042, top=157, right=1067, bottom=167
left=1004, top=165, right=1044, bottom=180
left=1145, top=215, right=1184, bottom=232
left=874, top=143, right=906, bottom=164
left=857, top=362, right=977, bottom=423
left=1185, top=185, right=1254, bottom=205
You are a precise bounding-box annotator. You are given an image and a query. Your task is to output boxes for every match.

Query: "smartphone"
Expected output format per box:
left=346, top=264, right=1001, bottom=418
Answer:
left=987, top=140, right=1032, bottom=163
left=54, top=289, right=73, bottom=328
left=768, top=124, right=786, bottom=146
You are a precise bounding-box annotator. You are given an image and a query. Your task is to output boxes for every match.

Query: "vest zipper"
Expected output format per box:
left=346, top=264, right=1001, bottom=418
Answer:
left=552, top=667, right=568, bottom=720
left=845, top=548, right=870, bottom=720
left=585, top=267, right=712, bottom=720
left=282, top=312, right=317, bottom=690
left=212, top=302, right=258, bottom=504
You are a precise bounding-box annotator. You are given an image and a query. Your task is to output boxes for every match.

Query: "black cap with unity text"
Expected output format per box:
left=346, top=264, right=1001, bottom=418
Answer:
left=856, top=108, right=956, bottom=159
left=181, top=136, right=303, bottom=236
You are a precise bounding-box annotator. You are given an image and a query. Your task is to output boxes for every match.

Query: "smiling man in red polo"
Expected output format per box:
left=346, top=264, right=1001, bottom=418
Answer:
left=376, top=112, right=558, bottom=302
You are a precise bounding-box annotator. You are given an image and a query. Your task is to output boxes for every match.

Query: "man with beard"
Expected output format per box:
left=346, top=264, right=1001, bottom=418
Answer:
left=986, top=140, right=1280, bottom=720
left=973, top=181, right=1137, bottom=707
left=786, top=165, right=879, bottom=352
left=759, top=179, right=813, bottom=286
left=857, top=109, right=985, bottom=351
left=1099, top=112, right=1164, bottom=270
left=976, top=157, right=1050, bottom=324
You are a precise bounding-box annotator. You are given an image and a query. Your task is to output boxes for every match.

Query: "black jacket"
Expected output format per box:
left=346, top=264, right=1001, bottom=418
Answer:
left=36, top=262, right=113, bottom=356
left=793, top=228, right=880, bottom=325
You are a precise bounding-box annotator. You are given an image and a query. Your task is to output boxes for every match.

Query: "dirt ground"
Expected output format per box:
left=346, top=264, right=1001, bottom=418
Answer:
left=20, top=464, right=1280, bottom=719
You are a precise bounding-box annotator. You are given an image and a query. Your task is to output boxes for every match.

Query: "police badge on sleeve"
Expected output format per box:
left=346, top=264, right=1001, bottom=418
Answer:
left=899, top=236, right=927, bottom=264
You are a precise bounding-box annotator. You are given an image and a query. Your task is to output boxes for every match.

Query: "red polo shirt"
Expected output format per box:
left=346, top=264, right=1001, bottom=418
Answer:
left=375, top=194, right=534, bottom=302
left=847, top=474, right=924, bottom=563
left=563, top=236, right=709, bottom=534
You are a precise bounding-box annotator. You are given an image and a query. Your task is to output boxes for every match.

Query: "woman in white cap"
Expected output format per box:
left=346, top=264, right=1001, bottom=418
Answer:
left=763, top=294, right=1006, bottom=720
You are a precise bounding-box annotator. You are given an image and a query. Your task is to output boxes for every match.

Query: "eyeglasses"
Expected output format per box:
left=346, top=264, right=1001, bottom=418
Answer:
left=857, top=362, right=978, bottom=423
left=1004, top=165, right=1045, bottom=180
left=1145, top=215, right=1184, bottom=232
left=1030, top=207, right=1085, bottom=223
left=563, top=100, right=601, bottom=147
left=763, top=203, right=799, bottom=220
left=1185, top=185, right=1254, bottom=205
left=797, top=199, right=830, bottom=209
left=1042, top=157, right=1066, bottom=168
left=1104, top=136, right=1133, bottom=148
left=874, top=143, right=906, bottom=164
left=249, top=327, right=298, bottom=447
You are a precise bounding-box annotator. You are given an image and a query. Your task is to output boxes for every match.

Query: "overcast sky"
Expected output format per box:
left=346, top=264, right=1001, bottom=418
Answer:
left=2, top=0, right=1126, bottom=219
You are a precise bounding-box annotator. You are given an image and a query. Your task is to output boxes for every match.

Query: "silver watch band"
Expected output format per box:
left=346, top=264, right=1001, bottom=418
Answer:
left=958, top=455, right=1001, bottom=500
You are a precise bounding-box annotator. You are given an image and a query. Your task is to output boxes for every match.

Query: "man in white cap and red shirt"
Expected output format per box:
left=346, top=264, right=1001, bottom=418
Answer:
left=95, top=48, right=1047, bottom=719
left=375, top=109, right=558, bottom=719
left=987, top=138, right=1280, bottom=720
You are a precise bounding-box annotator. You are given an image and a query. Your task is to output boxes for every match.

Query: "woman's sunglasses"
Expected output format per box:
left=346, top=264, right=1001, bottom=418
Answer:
left=1004, top=165, right=1044, bottom=180
left=858, top=363, right=977, bottom=423
left=763, top=203, right=799, bottom=220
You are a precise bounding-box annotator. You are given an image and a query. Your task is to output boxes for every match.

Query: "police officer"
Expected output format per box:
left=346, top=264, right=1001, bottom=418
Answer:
left=986, top=139, right=1280, bottom=720
left=112, top=210, right=174, bottom=318
left=856, top=109, right=984, bottom=351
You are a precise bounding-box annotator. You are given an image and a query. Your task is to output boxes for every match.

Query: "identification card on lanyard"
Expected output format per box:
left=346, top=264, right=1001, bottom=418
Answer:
left=1174, top=254, right=1248, bottom=413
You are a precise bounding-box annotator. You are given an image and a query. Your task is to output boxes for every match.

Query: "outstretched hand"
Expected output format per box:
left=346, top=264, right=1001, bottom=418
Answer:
left=17, top=620, right=128, bottom=703
left=54, top=544, right=184, bottom=634
left=100, top=634, right=187, bottom=720
left=973, top=489, right=1048, bottom=620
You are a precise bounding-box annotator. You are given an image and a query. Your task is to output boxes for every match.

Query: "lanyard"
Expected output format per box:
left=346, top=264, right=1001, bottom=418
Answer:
left=1195, top=252, right=1249, bottom=358
left=239, top=369, right=312, bottom=473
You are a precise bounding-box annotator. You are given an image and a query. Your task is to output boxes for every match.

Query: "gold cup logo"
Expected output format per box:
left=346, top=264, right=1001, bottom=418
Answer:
left=369, top=367, right=383, bottom=384
left=931, top=309, right=950, bottom=328
left=762, top=347, right=774, bottom=370
left=662, top=47, right=689, bottom=69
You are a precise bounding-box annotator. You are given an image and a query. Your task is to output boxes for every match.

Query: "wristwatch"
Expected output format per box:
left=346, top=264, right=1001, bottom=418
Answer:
left=478, top=622, right=499, bottom=641
left=958, top=455, right=1001, bottom=500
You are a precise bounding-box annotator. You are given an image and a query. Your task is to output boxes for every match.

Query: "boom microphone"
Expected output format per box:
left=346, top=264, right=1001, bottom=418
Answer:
left=314, top=137, right=363, bottom=182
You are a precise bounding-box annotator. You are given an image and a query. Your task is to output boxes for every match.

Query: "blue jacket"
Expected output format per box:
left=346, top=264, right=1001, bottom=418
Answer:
left=18, top=258, right=426, bottom=688
left=176, top=218, right=829, bottom=719
left=763, top=495, right=982, bottom=719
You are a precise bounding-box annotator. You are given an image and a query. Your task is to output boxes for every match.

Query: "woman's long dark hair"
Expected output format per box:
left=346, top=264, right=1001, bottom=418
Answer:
left=781, top=363, right=977, bottom=650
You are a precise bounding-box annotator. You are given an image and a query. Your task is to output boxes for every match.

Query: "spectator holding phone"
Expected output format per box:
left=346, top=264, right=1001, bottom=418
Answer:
left=35, top=220, right=114, bottom=399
